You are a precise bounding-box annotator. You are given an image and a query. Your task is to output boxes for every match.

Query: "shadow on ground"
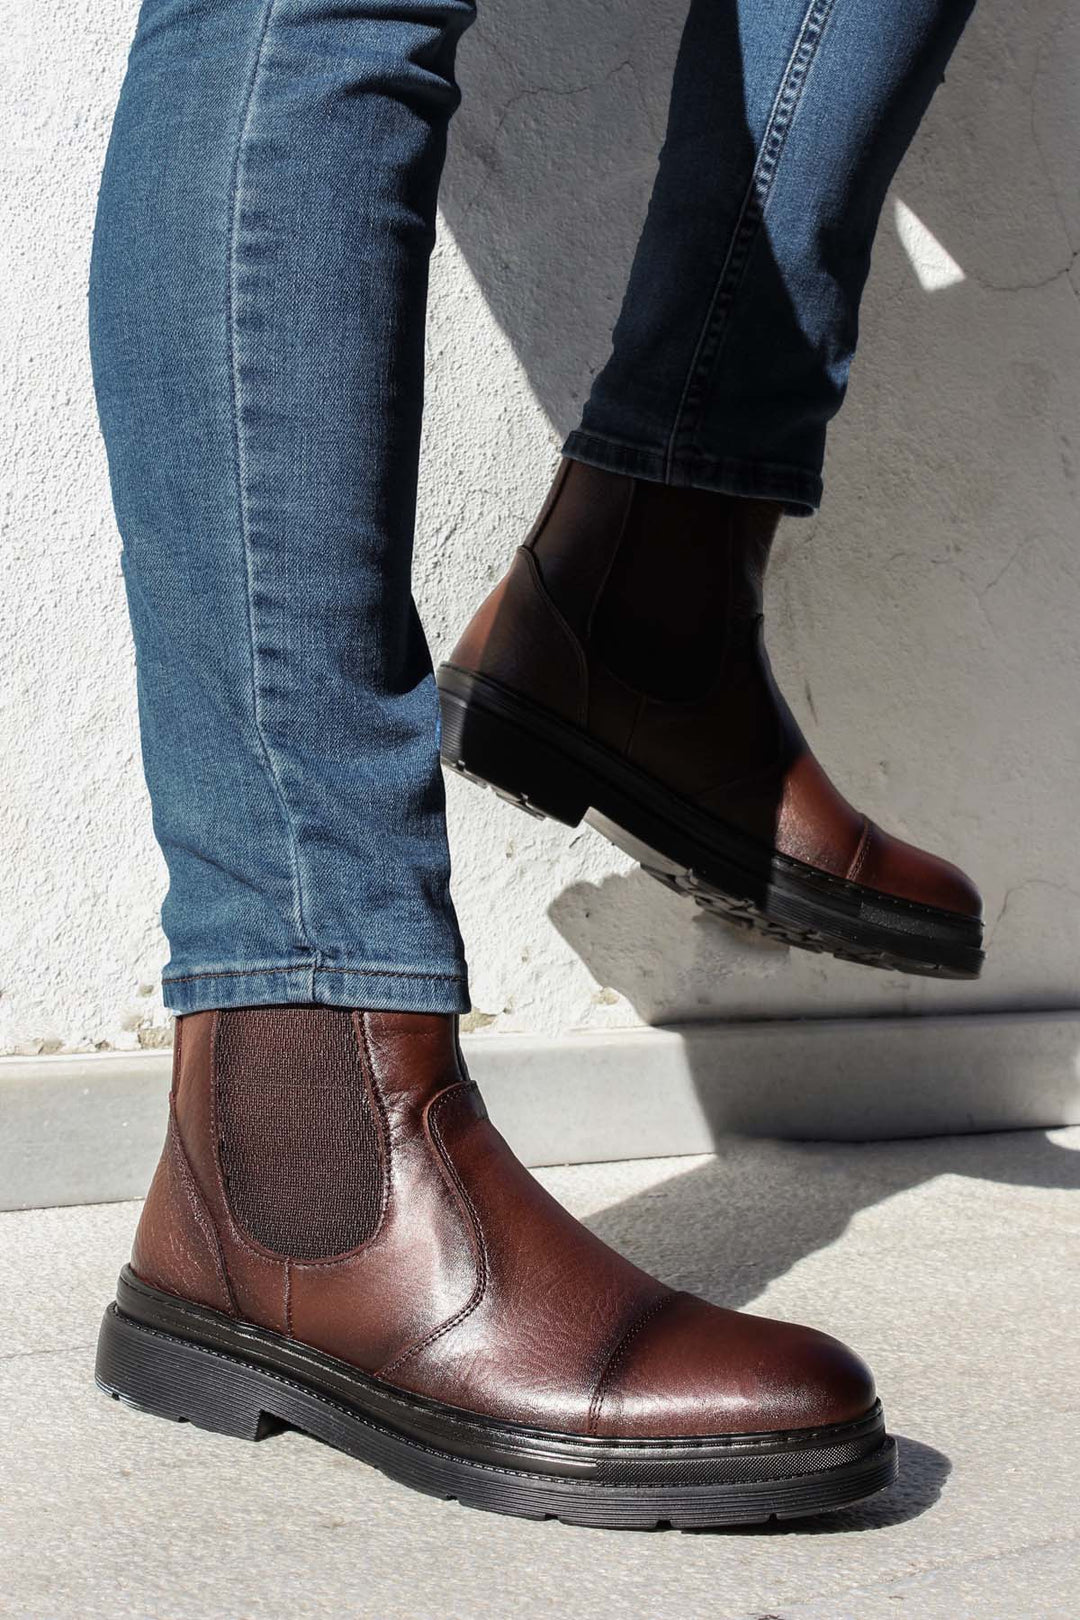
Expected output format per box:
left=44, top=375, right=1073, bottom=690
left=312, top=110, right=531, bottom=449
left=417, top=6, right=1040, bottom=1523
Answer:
left=580, top=1127, right=1080, bottom=1312
left=568, top=1127, right=1079, bottom=1529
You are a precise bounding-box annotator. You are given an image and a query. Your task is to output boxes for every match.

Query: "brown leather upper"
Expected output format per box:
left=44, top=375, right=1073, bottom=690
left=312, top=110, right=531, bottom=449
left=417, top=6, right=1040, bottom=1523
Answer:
left=133, top=1009, right=875, bottom=1438
left=447, top=458, right=980, bottom=919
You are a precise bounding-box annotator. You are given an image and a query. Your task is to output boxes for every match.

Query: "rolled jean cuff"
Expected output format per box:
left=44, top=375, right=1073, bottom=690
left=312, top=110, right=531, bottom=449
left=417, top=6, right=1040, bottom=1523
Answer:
left=161, top=960, right=471, bottom=1016
left=561, top=429, right=822, bottom=516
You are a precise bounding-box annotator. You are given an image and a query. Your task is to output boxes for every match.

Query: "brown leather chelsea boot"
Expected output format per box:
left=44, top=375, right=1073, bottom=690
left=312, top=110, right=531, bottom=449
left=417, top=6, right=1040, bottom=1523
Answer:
left=437, top=457, right=983, bottom=978
left=96, top=1007, right=897, bottom=1527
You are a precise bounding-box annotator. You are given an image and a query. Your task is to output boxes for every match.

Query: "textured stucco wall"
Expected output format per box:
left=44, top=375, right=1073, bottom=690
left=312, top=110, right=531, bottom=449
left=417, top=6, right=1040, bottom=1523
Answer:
left=3, top=0, right=1078, bottom=1054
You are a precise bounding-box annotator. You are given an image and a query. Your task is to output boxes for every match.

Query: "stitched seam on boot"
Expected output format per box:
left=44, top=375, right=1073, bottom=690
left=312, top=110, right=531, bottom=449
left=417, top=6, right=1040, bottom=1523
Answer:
left=166, top=1098, right=237, bottom=1317
left=583, top=475, right=638, bottom=646
left=172, top=1015, right=183, bottom=1102
left=114, top=1314, right=880, bottom=1481
left=587, top=1294, right=677, bottom=1437
left=375, top=1081, right=489, bottom=1379
left=523, top=456, right=572, bottom=549
left=623, top=693, right=648, bottom=763
left=518, top=549, right=590, bottom=728
left=845, top=816, right=873, bottom=884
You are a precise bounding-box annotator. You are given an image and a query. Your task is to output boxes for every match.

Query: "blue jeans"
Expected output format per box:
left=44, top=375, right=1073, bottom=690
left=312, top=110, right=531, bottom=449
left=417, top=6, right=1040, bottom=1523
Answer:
left=89, top=0, right=974, bottom=1016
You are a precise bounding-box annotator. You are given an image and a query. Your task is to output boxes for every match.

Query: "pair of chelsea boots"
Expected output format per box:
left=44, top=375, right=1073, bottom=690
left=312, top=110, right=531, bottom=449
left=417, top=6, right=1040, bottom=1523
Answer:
left=98, top=461, right=982, bottom=1527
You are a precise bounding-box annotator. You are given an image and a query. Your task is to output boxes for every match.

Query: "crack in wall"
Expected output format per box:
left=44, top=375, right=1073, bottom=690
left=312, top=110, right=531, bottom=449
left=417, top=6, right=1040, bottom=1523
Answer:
left=989, top=877, right=1080, bottom=948
left=451, top=58, right=644, bottom=226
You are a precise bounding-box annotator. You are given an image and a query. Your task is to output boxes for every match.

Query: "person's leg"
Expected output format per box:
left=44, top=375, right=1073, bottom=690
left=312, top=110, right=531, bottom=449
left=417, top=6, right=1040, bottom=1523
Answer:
left=440, top=0, right=984, bottom=978
left=90, top=2, right=897, bottom=1526
left=566, top=0, right=978, bottom=509
left=89, top=0, right=473, bottom=1016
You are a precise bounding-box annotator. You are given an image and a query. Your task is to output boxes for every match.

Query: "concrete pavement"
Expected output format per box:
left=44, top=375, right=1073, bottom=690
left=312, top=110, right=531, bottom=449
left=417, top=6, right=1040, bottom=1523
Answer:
left=2, top=1130, right=1077, bottom=1618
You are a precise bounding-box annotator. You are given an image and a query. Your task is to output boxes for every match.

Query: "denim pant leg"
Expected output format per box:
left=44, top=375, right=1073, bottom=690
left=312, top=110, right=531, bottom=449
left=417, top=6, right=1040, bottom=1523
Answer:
left=564, top=0, right=977, bottom=514
left=89, top=0, right=475, bottom=1015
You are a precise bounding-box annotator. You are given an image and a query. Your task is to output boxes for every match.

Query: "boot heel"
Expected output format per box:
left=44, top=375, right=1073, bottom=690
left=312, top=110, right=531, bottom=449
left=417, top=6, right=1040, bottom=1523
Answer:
left=438, top=679, right=590, bottom=828
left=95, top=1304, right=278, bottom=1441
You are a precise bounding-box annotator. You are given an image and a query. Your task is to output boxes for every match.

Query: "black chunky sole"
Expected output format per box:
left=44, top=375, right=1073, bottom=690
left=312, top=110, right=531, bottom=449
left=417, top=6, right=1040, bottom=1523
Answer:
left=437, top=665, right=984, bottom=980
left=97, top=1270, right=898, bottom=1530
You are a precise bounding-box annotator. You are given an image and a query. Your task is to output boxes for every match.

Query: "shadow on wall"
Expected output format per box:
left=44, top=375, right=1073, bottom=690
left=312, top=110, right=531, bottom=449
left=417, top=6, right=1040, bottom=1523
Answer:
left=439, top=0, right=1080, bottom=1023
left=443, top=0, right=1076, bottom=452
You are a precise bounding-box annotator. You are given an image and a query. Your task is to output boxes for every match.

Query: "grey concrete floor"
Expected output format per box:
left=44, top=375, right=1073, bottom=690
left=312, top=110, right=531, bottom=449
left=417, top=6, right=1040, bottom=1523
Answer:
left=2, top=1130, right=1078, bottom=1619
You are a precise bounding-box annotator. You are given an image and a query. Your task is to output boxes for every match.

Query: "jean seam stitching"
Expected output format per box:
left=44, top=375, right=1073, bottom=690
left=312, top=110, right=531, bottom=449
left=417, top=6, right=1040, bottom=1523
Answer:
left=518, top=549, right=590, bottom=728
left=565, top=431, right=822, bottom=497
left=227, top=0, right=313, bottom=960
left=163, top=964, right=467, bottom=986
left=662, top=0, right=838, bottom=478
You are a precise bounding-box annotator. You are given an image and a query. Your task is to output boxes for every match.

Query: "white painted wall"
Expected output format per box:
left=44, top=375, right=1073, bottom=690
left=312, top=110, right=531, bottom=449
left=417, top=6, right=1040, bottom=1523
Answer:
left=3, top=0, right=1078, bottom=1055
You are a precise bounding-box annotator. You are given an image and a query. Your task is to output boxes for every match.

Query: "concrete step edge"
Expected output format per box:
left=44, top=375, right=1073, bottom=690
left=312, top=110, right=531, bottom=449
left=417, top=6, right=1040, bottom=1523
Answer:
left=3, top=1009, right=1079, bottom=1209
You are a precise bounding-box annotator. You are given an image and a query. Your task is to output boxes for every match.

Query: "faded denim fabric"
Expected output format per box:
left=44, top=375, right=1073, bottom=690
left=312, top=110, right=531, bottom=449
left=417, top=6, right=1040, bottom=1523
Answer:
left=566, top=0, right=976, bottom=511
left=89, top=0, right=973, bottom=1014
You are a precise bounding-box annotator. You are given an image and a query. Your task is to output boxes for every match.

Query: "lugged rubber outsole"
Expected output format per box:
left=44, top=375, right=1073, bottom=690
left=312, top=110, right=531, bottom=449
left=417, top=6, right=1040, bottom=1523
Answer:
left=96, top=1281, right=898, bottom=1531
left=436, top=665, right=984, bottom=980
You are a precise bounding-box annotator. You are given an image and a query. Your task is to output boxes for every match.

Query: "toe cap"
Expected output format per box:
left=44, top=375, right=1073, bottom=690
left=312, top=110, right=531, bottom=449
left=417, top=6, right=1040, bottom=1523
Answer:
left=592, top=1294, right=877, bottom=1439
left=855, top=824, right=982, bottom=918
